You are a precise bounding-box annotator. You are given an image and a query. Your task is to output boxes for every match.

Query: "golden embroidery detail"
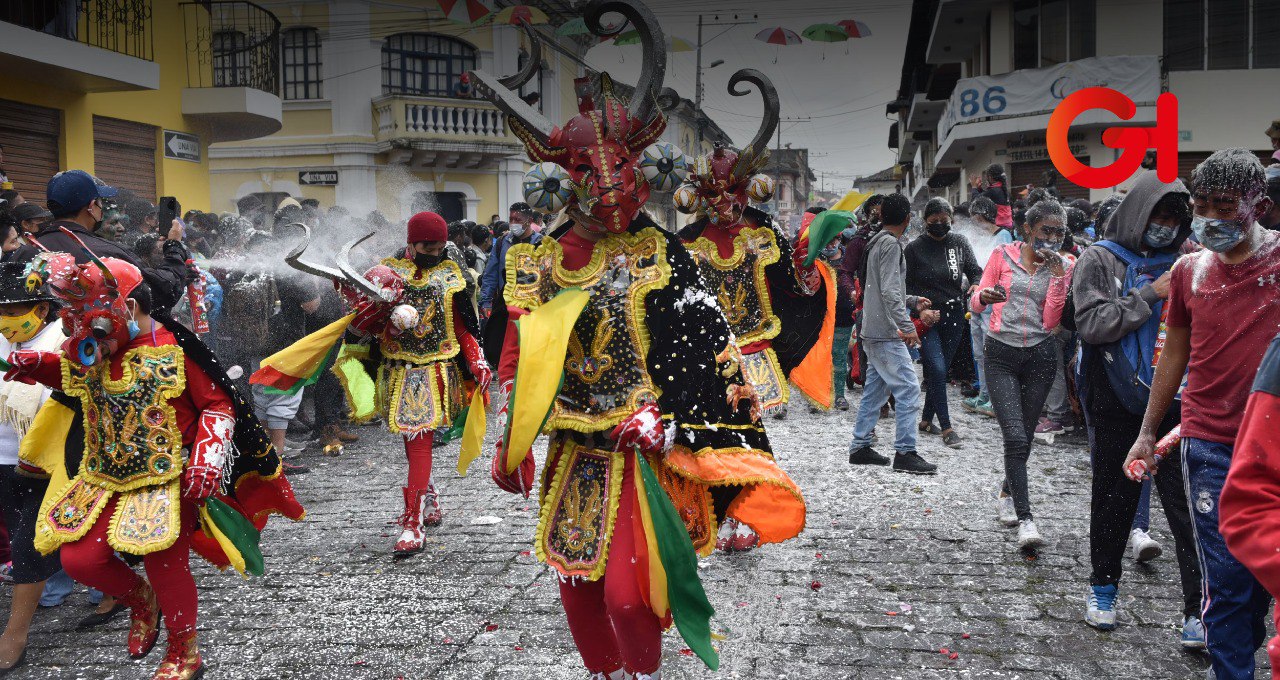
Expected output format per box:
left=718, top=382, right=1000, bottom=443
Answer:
left=685, top=226, right=782, bottom=346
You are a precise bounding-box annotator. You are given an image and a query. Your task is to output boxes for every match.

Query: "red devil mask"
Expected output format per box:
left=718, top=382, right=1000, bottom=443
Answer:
left=467, top=1, right=672, bottom=234
left=27, top=248, right=142, bottom=368
left=674, top=69, right=780, bottom=226
left=339, top=264, right=406, bottom=337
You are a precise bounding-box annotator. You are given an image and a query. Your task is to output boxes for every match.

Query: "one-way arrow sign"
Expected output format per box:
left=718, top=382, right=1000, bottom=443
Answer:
left=299, top=170, right=339, bottom=186
left=162, top=130, right=201, bottom=163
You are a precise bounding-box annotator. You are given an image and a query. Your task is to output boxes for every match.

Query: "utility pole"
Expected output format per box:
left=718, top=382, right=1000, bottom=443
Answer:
left=693, top=14, right=755, bottom=151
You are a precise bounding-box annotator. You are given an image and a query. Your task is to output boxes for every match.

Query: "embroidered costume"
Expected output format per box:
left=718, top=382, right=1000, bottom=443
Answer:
left=9, top=239, right=302, bottom=680
left=280, top=214, right=490, bottom=555
left=674, top=69, right=838, bottom=551
left=467, top=3, right=806, bottom=676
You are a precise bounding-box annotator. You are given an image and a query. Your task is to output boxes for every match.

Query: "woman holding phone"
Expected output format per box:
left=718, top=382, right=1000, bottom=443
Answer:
left=969, top=199, right=1073, bottom=551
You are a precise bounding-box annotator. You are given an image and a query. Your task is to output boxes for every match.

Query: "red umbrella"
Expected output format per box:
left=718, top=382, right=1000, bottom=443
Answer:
left=436, top=0, right=491, bottom=25
left=754, top=27, right=803, bottom=45
left=837, top=19, right=872, bottom=38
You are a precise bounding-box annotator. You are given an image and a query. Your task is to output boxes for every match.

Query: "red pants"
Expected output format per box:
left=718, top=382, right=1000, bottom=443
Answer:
left=405, top=435, right=433, bottom=489
left=60, top=496, right=198, bottom=633
left=558, top=453, right=662, bottom=675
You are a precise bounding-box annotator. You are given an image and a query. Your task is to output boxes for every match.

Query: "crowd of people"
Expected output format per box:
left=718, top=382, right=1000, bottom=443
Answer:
left=826, top=147, right=1280, bottom=680
left=0, top=101, right=1278, bottom=680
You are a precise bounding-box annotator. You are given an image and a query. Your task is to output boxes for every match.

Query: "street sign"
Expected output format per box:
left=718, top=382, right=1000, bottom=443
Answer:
left=299, top=170, right=339, bottom=186
left=163, top=130, right=201, bottom=163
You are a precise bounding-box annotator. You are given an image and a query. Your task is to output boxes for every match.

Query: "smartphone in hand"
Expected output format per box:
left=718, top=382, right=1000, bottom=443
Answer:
left=157, top=196, right=181, bottom=232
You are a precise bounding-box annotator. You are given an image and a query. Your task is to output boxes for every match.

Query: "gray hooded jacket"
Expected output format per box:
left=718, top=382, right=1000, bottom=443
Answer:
left=860, top=228, right=920, bottom=341
left=1072, top=170, right=1191, bottom=346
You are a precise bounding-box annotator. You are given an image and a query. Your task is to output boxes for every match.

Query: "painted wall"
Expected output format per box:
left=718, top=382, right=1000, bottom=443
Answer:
left=1170, top=69, right=1280, bottom=154
left=0, top=0, right=215, bottom=207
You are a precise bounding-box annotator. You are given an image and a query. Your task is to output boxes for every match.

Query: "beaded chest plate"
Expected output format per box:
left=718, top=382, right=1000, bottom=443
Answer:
left=505, top=228, right=671, bottom=432
left=379, top=258, right=466, bottom=364
left=62, top=346, right=186, bottom=492
left=685, top=226, right=781, bottom=346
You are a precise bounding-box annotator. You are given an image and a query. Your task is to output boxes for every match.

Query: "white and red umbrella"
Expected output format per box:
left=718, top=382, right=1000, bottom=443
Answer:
left=436, top=0, right=491, bottom=25
left=754, top=27, right=803, bottom=46
left=837, top=19, right=872, bottom=38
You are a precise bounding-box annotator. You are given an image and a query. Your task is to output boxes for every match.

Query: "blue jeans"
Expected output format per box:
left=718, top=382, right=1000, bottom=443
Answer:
left=1131, top=476, right=1152, bottom=532
left=850, top=338, right=920, bottom=453
left=969, top=310, right=991, bottom=400
left=919, top=308, right=967, bottom=430
left=40, top=569, right=75, bottom=607
left=1184, top=437, right=1272, bottom=679
left=832, top=325, right=853, bottom=395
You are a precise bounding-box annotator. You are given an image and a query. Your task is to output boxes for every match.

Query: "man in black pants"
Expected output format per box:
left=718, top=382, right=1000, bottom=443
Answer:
left=1072, top=170, right=1202, bottom=647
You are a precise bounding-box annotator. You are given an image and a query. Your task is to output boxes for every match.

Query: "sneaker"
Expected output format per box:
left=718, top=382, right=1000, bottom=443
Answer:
left=961, top=396, right=983, bottom=413
left=834, top=395, right=850, bottom=411
left=918, top=421, right=942, bottom=435
left=849, top=446, right=891, bottom=466
left=1085, top=584, right=1118, bottom=630
left=1128, top=528, right=1163, bottom=563
left=879, top=404, right=892, bottom=420
left=960, top=383, right=980, bottom=399
left=975, top=397, right=995, bottom=418
left=1017, top=519, right=1046, bottom=550
left=283, top=438, right=309, bottom=452
left=997, top=492, right=1018, bottom=527
left=282, top=461, right=311, bottom=475
left=1181, top=616, right=1206, bottom=650
left=892, top=451, right=937, bottom=475
left=941, top=429, right=962, bottom=449
left=1034, top=417, right=1066, bottom=436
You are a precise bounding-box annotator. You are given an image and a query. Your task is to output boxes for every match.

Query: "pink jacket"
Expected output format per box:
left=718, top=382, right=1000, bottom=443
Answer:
left=969, top=243, right=1072, bottom=348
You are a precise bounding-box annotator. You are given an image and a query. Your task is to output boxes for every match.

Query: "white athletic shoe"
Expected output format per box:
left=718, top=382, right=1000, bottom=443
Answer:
left=998, top=490, right=1018, bottom=527
left=1017, top=519, right=1046, bottom=550
left=1128, top=528, right=1163, bottom=563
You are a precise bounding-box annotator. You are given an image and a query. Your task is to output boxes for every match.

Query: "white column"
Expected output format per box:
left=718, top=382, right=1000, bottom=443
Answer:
left=497, top=155, right=527, bottom=214
left=325, top=1, right=381, bottom=137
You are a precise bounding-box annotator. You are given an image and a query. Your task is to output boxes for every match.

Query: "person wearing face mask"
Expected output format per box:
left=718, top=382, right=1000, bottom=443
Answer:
left=1125, top=148, right=1280, bottom=680
left=1261, top=170, right=1280, bottom=231
left=961, top=196, right=1013, bottom=418
left=0, top=262, right=63, bottom=673
left=970, top=198, right=1073, bottom=551
left=478, top=202, right=543, bottom=369
left=906, top=198, right=983, bottom=449
left=10, top=171, right=190, bottom=314
left=1071, top=171, right=1203, bottom=648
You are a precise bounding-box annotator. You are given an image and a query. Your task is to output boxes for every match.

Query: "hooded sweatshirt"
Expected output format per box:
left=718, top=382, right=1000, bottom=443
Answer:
left=860, top=229, right=919, bottom=341
left=1072, top=171, right=1191, bottom=347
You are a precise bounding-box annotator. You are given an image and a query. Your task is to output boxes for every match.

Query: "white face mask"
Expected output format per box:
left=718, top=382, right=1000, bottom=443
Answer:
left=509, top=222, right=528, bottom=238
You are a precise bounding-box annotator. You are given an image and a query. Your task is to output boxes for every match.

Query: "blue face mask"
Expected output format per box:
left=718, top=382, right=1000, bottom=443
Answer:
left=127, top=319, right=140, bottom=340
left=1190, top=215, right=1247, bottom=253
left=1142, top=222, right=1178, bottom=250
left=820, top=244, right=842, bottom=261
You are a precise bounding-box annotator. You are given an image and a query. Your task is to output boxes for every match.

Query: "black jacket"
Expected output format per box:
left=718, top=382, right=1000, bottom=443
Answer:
left=904, top=232, right=983, bottom=313
left=11, top=220, right=190, bottom=312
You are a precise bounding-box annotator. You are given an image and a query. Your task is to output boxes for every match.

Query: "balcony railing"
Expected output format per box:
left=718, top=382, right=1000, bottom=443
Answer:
left=180, top=1, right=279, bottom=95
left=374, top=95, right=517, bottom=143
left=0, top=0, right=154, bottom=61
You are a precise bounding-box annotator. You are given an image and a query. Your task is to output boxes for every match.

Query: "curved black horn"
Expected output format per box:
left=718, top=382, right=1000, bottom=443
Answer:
left=657, top=86, right=681, bottom=113
left=728, top=68, right=780, bottom=178
left=336, top=232, right=392, bottom=302
left=498, top=21, right=544, bottom=91
left=585, top=0, right=666, bottom=124
left=730, top=69, right=780, bottom=154
left=284, top=223, right=343, bottom=282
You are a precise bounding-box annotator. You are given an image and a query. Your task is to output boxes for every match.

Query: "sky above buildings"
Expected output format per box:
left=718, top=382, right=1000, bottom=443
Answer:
left=579, top=0, right=912, bottom=191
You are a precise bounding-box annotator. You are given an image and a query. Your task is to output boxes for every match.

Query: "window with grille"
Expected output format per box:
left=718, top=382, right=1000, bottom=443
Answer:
left=282, top=27, right=323, bottom=100
left=382, top=33, right=478, bottom=97
left=1165, top=0, right=1280, bottom=70
left=213, top=31, right=250, bottom=87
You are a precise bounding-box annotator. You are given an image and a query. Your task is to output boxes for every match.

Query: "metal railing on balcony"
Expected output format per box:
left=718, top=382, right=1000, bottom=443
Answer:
left=374, top=95, right=514, bottom=142
left=0, top=0, right=154, bottom=61
left=180, top=1, right=280, bottom=95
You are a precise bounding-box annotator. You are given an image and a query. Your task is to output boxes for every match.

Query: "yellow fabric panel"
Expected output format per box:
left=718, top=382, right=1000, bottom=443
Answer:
left=257, top=312, right=355, bottom=377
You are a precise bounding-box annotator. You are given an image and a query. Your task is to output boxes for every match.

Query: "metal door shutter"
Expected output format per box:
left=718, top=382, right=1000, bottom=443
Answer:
left=1177, top=150, right=1274, bottom=186
left=0, top=98, right=61, bottom=206
left=93, top=116, right=158, bottom=203
left=1010, top=159, right=1091, bottom=202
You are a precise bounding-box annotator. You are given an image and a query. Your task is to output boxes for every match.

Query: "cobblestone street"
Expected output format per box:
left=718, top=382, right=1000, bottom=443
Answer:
left=5, top=383, right=1262, bottom=679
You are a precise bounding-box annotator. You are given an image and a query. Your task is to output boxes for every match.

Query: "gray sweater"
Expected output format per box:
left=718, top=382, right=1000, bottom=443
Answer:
left=860, top=229, right=920, bottom=341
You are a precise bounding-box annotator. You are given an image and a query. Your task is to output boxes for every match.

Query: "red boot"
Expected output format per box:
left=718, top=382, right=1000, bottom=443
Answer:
left=730, top=519, right=760, bottom=552
left=393, top=487, right=427, bottom=556
left=118, top=579, right=161, bottom=659
left=152, top=627, right=203, bottom=679
left=423, top=483, right=443, bottom=527
left=715, top=518, right=738, bottom=552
